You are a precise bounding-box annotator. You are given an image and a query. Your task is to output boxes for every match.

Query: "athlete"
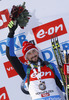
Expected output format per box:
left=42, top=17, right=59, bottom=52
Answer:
left=6, top=21, right=65, bottom=100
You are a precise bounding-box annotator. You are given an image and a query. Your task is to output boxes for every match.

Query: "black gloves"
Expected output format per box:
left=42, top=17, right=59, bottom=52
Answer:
left=8, top=20, right=18, bottom=38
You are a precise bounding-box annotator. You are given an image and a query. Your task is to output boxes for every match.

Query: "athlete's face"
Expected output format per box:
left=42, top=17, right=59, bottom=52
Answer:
left=26, top=49, right=39, bottom=64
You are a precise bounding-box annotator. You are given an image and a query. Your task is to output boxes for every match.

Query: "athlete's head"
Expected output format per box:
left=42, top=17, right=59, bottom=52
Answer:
left=22, top=41, right=39, bottom=63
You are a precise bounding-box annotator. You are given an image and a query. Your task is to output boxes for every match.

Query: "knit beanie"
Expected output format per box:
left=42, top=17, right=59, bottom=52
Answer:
left=22, top=41, right=38, bottom=59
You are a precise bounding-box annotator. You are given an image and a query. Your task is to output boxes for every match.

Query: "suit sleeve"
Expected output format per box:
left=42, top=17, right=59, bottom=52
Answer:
left=6, top=37, right=26, bottom=79
left=50, top=62, right=65, bottom=92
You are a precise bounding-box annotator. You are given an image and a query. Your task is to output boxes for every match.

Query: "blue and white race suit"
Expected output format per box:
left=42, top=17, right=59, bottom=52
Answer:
left=6, top=37, right=65, bottom=100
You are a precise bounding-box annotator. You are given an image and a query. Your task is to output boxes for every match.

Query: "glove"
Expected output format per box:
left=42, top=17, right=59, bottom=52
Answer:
left=8, top=20, right=18, bottom=38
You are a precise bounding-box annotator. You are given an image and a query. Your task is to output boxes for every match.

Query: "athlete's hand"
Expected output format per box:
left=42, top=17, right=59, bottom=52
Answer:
left=8, top=20, right=18, bottom=37
left=8, top=20, right=18, bottom=33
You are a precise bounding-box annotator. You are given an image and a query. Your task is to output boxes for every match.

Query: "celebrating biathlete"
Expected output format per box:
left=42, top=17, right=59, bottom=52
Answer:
left=6, top=2, right=66, bottom=100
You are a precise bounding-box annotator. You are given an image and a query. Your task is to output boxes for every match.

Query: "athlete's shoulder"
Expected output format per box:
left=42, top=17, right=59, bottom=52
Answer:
left=44, top=61, right=55, bottom=69
left=50, top=62, right=62, bottom=80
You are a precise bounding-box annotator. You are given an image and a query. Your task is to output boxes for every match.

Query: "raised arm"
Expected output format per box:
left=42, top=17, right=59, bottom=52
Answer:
left=6, top=21, right=26, bottom=79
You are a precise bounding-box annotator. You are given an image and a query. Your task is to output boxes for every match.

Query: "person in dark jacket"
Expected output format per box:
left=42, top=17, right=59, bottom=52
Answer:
left=6, top=21, right=65, bottom=100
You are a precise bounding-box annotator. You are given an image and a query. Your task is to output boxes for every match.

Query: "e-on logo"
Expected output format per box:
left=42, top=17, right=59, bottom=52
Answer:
left=32, top=18, right=67, bottom=44
left=31, top=71, right=51, bottom=78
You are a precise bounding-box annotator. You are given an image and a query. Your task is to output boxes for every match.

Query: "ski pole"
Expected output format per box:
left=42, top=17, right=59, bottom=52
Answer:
left=64, top=50, right=69, bottom=100
left=51, top=35, right=66, bottom=90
